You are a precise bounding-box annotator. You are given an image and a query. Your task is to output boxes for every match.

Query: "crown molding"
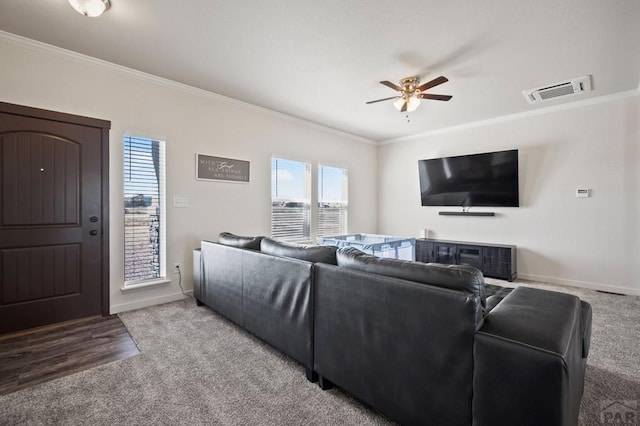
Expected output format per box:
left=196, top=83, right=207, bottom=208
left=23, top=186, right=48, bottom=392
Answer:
left=379, top=89, right=640, bottom=145
left=0, top=30, right=375, bottom=146
left=4, top=30, right=637, bottom=148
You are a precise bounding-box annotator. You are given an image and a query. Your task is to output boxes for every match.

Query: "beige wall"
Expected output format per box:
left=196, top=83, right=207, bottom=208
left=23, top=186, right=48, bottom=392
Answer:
left=0, top=35, right=378, bottom=312
left=377, top=93, right=640, bottom=295
left=3, top=32, right=638, bottom=305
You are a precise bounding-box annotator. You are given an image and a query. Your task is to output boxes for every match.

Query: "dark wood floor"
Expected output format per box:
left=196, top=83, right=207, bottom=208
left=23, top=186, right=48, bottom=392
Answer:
left=0, top=315, right=140, bottom=396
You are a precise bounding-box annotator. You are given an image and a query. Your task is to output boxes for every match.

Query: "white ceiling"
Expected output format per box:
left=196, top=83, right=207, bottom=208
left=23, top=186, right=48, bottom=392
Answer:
left=1, top=0, right=639, bottom=142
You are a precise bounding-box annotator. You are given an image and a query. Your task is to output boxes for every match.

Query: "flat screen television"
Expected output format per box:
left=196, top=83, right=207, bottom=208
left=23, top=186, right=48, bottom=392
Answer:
left=418, top=149, right=519, bottom=207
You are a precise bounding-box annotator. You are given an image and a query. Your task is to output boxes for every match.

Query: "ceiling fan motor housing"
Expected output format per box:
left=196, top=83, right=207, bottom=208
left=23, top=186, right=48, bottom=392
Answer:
left=400, top=77, right=420, bottom=95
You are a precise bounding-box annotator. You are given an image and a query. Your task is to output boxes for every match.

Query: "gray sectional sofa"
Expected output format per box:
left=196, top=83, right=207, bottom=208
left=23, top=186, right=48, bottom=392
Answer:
left=193, top=233, right=592, bottom=426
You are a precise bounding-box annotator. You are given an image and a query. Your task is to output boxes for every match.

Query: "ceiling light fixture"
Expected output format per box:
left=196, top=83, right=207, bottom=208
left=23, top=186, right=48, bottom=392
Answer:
left=68, top=0, right=111, bottom=17
left=393, top=95, right=421, bottom=113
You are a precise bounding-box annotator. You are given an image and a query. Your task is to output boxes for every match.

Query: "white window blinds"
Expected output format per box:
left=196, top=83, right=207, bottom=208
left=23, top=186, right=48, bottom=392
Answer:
left=124, top=136, right=166, bottom=284
left=318, top=165, right=348, bottom=237
left=271, top=157, right=311, bottom=241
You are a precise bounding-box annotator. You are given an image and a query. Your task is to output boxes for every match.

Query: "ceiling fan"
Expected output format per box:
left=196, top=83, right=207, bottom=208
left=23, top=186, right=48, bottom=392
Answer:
left=366, top=75, right=452, bottom=113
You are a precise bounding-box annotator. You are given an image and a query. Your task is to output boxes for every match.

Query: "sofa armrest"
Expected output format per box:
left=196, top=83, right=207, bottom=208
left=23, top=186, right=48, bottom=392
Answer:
left=473, top=286, right=590, bottom=426
left=193, top=248, right=202, bottom=303
left=580, top=300, right=592, bottom=358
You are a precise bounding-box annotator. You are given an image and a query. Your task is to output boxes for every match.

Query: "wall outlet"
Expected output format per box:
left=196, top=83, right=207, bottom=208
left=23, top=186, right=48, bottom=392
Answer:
left=173, top=263, right=181, bottom=274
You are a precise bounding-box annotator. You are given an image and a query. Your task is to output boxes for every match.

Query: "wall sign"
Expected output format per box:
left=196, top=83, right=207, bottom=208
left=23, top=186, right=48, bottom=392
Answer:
left=196, top=154, right=250, bottom=183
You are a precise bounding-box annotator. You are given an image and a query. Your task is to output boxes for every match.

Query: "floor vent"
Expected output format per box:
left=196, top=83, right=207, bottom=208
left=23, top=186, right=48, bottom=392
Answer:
left=523, top=75, right=591, bottom=104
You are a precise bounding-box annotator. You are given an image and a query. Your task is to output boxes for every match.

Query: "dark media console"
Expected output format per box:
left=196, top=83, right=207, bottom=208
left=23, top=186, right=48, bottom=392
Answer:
left=415, top=238, right=517, bottom=281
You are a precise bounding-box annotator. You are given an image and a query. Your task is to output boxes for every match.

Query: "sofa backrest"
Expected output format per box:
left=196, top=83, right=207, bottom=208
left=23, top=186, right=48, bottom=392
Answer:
left=199, top=240, right=314, bottom=368
left=337, top=246, right=487, bottom=307
left=313, top=262, right=484, bottom=425
left=261, top=237, right=338, bottom=265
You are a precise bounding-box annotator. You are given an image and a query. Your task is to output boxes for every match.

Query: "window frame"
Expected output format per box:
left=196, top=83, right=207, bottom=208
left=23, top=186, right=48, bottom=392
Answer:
left=271, top=156, right=349, bottom=243
left=122, top=135, right=167, bottom=288
left=271, top=156, right=312, bottom=242
left=317, top=163, right=349, bottom=238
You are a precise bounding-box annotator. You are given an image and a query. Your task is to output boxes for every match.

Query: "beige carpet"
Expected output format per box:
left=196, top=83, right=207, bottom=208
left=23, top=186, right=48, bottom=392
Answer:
left=0, top=279, right=638, bottom=425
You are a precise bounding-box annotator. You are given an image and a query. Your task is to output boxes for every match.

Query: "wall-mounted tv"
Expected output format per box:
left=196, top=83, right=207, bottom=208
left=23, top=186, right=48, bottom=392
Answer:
left=418, top=149, right=519, bottom=207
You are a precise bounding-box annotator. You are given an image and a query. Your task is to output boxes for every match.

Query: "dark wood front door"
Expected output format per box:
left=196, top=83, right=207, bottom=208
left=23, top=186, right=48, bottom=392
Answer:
left=0, top=102, right=110, bottom=334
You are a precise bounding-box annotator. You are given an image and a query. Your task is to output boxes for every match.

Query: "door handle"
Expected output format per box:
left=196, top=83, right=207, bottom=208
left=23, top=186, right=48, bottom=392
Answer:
left=89, top=230, right=98, bottom=236
left=90, top=216, right=99, bottom=223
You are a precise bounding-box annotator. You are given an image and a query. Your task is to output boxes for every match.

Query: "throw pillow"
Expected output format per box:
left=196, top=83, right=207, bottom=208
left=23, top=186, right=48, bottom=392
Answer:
left=260, top=237, right=338, bottom=265
left=218, top=232, right=264, bottom=250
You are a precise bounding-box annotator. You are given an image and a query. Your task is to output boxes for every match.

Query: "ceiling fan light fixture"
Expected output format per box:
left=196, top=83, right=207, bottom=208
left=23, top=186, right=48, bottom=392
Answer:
left=406, top=96, right=421, bottom=112
left=68, top=0, right=111, bottom=17
left=393, top=95, right=421, bottom=112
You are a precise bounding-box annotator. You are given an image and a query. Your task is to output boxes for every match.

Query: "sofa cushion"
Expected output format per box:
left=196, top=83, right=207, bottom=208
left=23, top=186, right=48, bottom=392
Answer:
left=218, top=232, right=264, bottom=250
left=337, top=246, right=486, bottom=306
left=260, top=237, right=338, bottom=265
left=484, top=286, right=513, bottom=313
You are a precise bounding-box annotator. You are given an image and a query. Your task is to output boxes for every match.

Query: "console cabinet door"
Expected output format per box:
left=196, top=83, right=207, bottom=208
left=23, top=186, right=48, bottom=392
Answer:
left=415, top=240, right=434, bottom=263
left=457, top=245, right=483, bottom=270
left=483, top=247, right=512, bottom=280
left=434, top=243, right=457, bottom=265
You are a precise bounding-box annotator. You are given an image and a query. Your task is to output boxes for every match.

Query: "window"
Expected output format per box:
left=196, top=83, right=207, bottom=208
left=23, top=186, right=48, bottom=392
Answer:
left=271, top=158, right=349, bottom=241
left=124, top=136, right=166, bottom=285
left=318, top=165, right=348, bottom=237
left=271, top=157, right=311, bottom=241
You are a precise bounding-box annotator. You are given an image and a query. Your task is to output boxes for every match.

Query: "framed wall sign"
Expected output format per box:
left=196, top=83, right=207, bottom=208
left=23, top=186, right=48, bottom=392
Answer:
left=196, top=154, right=250, bottom=183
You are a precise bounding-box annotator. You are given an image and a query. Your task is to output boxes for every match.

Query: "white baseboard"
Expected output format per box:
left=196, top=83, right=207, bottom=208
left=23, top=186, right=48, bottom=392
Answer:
left=110, top=290, right=194, bottom=314
left=517, top=273, right=640, bottom=296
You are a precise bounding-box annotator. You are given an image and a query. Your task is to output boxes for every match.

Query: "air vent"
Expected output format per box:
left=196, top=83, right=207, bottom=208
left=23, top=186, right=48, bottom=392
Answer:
left=523, top=75, right=591, bottom=104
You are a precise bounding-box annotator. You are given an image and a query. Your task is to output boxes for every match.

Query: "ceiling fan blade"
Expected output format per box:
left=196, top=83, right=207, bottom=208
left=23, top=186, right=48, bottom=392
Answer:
left=366, top=96, right=401, bottom=104
left=416, top=76, right=448, bottom=92
left=380, top=80, right=402, bottom=91
left=418, top=93, right=452, bottom=101
left=400, top=101, right=408, bottom=112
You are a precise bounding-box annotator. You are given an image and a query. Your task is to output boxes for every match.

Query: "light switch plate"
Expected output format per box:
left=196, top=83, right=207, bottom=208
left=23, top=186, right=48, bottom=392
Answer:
left=173, top=197, right=189, bottom=208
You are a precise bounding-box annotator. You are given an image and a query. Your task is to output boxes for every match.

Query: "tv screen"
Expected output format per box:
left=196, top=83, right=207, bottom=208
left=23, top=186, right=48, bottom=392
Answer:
left=418, top=149, right=519, bottom=207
